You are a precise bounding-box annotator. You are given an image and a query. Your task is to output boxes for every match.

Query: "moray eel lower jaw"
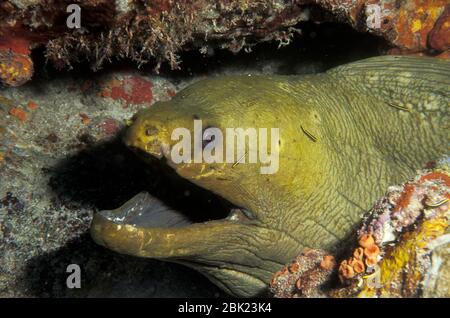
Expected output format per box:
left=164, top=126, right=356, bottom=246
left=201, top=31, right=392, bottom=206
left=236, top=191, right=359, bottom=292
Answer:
left=90, top=192, right=279, bottom=297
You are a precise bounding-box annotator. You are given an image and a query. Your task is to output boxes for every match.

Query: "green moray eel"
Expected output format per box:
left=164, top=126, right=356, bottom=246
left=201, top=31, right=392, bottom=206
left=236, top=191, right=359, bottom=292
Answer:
left=90, top=56, right=449, bottom=297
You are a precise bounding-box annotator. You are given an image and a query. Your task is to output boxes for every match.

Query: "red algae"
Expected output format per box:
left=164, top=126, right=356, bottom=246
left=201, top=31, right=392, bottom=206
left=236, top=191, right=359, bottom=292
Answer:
left=167, top=89, right=177, bottom=98
left=394, top=183, right=415, bottom=212
left=99, top=118, right=120, bottom=135
left=0, top=35, right=30, bottom=55
left=419, top=172, right=450, bottom=187
left=27, top=101, right=38, bottom=110
left=9, top=107, right=27, bottom=123
left=105, top=76, right=153, bottom=106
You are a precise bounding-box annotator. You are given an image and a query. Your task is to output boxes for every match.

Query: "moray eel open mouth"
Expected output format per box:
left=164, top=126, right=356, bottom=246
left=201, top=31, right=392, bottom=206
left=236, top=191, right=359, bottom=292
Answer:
left=103, top=143, right=257, bottom=227
left=94, top=182, right=255, bottom=231
left=91, top=189, right=271, bottom=297
left=91, top=128, right=276, bottom=297
left=91, top=138, right=273, bottom=297
left=94, top=182, right=257, bottom=237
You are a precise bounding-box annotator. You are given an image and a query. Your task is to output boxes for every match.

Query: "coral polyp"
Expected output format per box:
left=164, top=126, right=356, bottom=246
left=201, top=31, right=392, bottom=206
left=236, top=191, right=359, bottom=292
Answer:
left=270, top=249, right=336, bottom=298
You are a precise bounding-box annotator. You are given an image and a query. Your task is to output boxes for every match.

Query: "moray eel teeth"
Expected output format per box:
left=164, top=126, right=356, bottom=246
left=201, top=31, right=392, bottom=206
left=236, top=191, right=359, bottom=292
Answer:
left=91, top=56, right=449, bottom=297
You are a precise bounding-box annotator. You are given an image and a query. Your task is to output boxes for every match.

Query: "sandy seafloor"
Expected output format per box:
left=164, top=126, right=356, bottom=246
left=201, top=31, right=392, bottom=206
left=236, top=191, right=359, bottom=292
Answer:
left=0, top=23, right=387, bottom=297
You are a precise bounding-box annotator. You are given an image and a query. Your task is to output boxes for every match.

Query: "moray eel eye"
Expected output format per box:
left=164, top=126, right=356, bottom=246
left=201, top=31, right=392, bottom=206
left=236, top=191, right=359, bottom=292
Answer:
left=145, top=126, right=157, bottom=136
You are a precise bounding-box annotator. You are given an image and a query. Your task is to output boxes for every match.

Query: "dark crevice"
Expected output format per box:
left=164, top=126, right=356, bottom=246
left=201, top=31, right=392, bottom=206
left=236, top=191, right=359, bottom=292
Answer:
left=31, top=21, right=390, bottom=84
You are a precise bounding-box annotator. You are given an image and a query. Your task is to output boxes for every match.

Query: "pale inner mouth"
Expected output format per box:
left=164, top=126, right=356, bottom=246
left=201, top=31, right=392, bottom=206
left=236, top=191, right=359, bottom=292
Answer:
left=99, top=191, right=256, bottom=228
left=98, top=192, right=192, bottom=228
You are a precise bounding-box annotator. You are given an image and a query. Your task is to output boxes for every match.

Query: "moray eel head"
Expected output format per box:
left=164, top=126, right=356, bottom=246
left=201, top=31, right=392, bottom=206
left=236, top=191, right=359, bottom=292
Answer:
left=91, top=76, right=324, bottom=297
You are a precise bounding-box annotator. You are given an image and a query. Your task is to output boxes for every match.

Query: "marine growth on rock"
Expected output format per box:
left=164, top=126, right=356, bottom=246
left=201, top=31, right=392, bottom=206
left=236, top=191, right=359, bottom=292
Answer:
left=270, top=161, right=450, bottom=298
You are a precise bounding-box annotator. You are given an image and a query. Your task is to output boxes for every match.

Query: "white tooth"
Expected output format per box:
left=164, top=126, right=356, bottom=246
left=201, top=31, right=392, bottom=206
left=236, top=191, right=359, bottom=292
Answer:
left=229, top=212, right=240, bottom=221
left=228, top=209, right=242, bottom=222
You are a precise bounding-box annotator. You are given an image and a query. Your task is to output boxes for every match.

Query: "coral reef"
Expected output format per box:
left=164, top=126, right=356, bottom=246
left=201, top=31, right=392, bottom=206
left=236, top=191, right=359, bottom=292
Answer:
left=317, top=0, right=450, bottom=57
left=270, top=161, right=450, bottom=298
left=351, top=163, right=450, bottom=298
left=269, top=249, right=336, bottom=298
left=1, top=0, right=448, bottom=86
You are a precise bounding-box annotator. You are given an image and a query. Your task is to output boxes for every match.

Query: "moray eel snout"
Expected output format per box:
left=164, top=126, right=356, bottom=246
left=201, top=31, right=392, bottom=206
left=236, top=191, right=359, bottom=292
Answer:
left=91, top=56, right=449, bottom=297
left=125, top=112, right=169, bottom=160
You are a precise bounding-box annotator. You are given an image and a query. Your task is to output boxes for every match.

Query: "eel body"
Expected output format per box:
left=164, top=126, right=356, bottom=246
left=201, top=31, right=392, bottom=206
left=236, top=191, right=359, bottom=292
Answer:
left=91, top=56, right=449, bottom=297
